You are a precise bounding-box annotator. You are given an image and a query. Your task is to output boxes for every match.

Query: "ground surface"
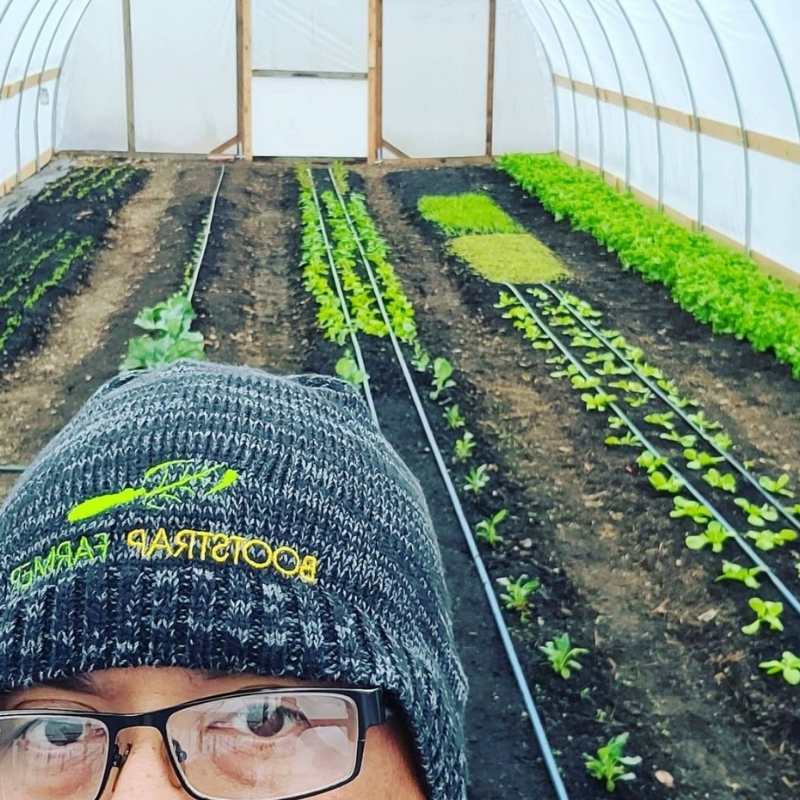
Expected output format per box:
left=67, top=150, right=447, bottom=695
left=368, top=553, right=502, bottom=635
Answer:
left=1, top=158, right=799, bottom=799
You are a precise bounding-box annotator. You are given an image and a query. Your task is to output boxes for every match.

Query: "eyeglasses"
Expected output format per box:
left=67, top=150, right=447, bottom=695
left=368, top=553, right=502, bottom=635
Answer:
left=0, top=686, right=389, bottom=800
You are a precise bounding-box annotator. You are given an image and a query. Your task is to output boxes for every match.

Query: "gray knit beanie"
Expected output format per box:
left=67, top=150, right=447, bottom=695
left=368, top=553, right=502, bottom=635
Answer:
left=0, top=360, right=468, bottom=799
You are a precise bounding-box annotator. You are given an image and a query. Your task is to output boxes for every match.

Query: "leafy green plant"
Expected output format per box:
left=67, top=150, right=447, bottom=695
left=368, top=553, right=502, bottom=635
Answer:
left=734, top=498, right=779, bottom=527
left=742, top=598, right=784, bottom=635
left=605, top=432, right=642, bottom=448
left=702, top=468, right=737, bottom=493
left=687, top=411, right=723, bottom=432
left=430, top=357, right=456, bottom=401
left=497, top=574, right=539, bottom=622
left=745, top=528, right=798, bottom=551
left=463, top=465, right=490, bottom=494
left=444, top=404, right=466, bottom=429
left=582, top=392, right=617, bottom=412
left=670, top=496, right=711, bottom=524
left=476, top=509, right=508, bottom=548
left=759, top=652, right=800, bottom=685
left=411, top=341, right=431, bottom=372
left=683, top=449, right=724, bottom=470
left=636, top=452, right=668, bottom=474
left=660, top=431, right=697, bottom=448
left=584, top=733, right=641, bottom=793
left=644, top=411, right=675, bottom=430
left=716, top=561, right=764, bottom=589
left=540, top=633, right=589, bottom=679
left=453, top=431, right=476, bottom=463
left=685, top=521, right=732, bottom=553
left=335, top=351, right=365, bottom=387
left=648, top=470, right=683, bottom=494
left=418, top=193, right=523, bottom=236
left=758, top=474, right=794, bottom=498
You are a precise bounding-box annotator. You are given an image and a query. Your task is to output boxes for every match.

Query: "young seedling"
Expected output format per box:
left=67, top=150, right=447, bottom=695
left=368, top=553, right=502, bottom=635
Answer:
left=571, top=334, right=603, bottom=349
left=759, top=651, right=800, bottom=685
left=685, top=521, right=732, bottom=553
left=745, top=528, right=798, bottom=551
left=453, top=432, right=476, bottom=463
left=712, top=432, right=733, bottom=451
left=411, top=341, right=431, bottom=373
left=624, top=393, right=651, bottom=409
left=582, top=392, right=618, bottom=412
left=584, top=733, right=641, bottom=793
left=716, top=561, right=764, bottom=589
left=497, top=574, right=539, bottom=622
left=463, top=465, right=490, bottom=494
left=584, top=351, right=614, bottom=365
left=687, top=411, right=723, bottom=432
left=475, top=509, right=508, bottom=548
left=660, top=431, right=697, bottom=448
left=648, top=470, right=683, bottom=494
left=335, top=351, right=365, bottom=388
left=742, top=598, right=784, bottom=635
left=605, top=432, right=642, bottom=448
left=609, top=379, right=647, bottom=395
left=758, top=474, right=794, bottom=498
left=636, top=452, right=668, bottom=475
left=572, top=375, right=602, bottom=390
left=639, top=363, right=665, bottom=380
left=443, top=404, right=466, bottom=430
left=734, top=498, right=779, bottom=527
left=551, top=364, right=579, bottom=380
left=703, top=468, right=737, bottom=493
left=607, top=415, right=625, bottom=430
left=430, top=357, right=456, bottom=401
left=683, top=449, right=724, bottom=470
left=670, top=496, right=712, bottom=524
left=540, top=633, right=589, bottom=679
left=644, top=411, right=676, bottom=431
left=595, top=360, right=632, bottom=377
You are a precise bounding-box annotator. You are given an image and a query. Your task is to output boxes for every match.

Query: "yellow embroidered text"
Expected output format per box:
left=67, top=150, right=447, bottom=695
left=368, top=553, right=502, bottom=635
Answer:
left=126, top=528, right=319, bottom=585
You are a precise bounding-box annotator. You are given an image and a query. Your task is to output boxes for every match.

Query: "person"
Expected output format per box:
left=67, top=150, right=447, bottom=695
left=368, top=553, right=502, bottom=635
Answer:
left=0, top=361, right=468, bottom=800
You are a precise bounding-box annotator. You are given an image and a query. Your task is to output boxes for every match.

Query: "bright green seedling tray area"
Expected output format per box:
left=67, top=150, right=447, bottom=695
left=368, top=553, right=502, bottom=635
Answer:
left=449, top=233, right=568, bottom=284
left=497, top=153, right=800, bottom=379
left=418, top=192, right=523, bottom=236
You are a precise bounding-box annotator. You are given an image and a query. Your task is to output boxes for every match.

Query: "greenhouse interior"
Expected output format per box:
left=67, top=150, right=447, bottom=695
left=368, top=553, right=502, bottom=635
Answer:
left=0, top=1, right=799, bottom=799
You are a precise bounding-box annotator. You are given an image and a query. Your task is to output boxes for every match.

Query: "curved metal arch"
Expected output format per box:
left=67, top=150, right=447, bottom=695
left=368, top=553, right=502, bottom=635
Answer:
left=0, top=0, right=16, bottom=29
left=15, top=0, right=61, bottom=180
left=1, top=0, right=44, bottom=107
left=651, top=0, right=704, bottom=227
left=51, top=0, right=94, bottom=153
left=529, top=0, right=579, bottom=163
left=694, top=0, right=752, bottom=252
left=553, top=0, right=603, bottom=174
left=34, top=0, right=77, bottom=169
left=748, top=0, right=800, bottom=141
left=583, top=0, right=630, bottom=189
left=613, top=0, right=664, bottom=210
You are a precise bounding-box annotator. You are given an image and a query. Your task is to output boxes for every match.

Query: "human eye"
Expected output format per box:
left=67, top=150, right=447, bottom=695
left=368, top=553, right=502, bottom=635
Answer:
left=16, top=717, right=96, bottom=752
left=215, top=700, right=311, bottom=741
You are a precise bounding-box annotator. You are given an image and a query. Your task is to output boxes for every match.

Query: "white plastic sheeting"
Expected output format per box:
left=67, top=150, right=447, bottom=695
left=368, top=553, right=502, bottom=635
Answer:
left=252, top=0, right=368, bottom=157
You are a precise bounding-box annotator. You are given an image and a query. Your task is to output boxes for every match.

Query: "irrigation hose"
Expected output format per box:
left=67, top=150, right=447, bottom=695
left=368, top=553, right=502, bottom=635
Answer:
left=0, top=464, right=26, bottom=474
left=328, top=171, right=571, bottom=800
left=541, top=282, right=800, bottom=531
left=306, top=169, right=380, bottom=431
left=507, top=283, right=800, bottom=618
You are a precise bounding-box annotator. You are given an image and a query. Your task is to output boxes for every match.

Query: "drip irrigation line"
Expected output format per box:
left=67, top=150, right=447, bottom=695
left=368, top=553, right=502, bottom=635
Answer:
left=306, top=170, right=379, bottom=431
left=540, top=283, right=800, bottom=532
left=506, top=283, right=800, bottom=619
left=186, top=166, right=227, bottom=306
left=0, top=464, right=26, bottom=474
left=327, top=170, right=571, bottom=800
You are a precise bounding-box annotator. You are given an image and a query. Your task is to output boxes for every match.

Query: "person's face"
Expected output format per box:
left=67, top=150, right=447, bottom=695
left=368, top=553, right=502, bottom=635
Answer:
left=0, top=667, right=426, bottom=800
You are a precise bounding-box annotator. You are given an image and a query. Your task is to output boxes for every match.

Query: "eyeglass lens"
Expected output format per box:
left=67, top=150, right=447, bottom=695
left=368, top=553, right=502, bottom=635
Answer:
left=0, top=692, right=360, bottom=800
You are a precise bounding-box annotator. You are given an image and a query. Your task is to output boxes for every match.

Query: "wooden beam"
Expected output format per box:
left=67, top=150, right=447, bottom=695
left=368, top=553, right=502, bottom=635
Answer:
left=368, top=0, right=383, bottom=162
left=0, top=68, right=60, bottom=100
left=0, top=150, right=53, bottom=198
left=236, top=0, right=253, bottom=160
left=486, top=0, right=497, bottom=157
left=382, top=138, right=411, bottom=159
left=122, top=0, right=136, bottom=154
left=210, top=134, right=240, bottom=155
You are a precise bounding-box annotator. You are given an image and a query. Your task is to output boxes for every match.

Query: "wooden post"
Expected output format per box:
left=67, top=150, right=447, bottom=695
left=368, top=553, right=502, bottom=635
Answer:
left=122, top=0, right=136, bottom=154
left=236, top=0, right=253, bottom=160
left=486, top=0, right=497, bottom=157
left=368, top=0, right=383, bottom=162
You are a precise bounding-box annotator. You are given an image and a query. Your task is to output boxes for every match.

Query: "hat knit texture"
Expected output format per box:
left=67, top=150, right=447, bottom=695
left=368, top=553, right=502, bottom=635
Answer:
left=0, top=360, right=468, bottom=799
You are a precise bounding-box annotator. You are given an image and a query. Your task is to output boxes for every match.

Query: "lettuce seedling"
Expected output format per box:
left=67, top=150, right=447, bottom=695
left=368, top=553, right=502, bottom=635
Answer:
left=494, top=290, right=518, bottom=309
left=572, top=375, right=602, bottom=390
left=661, top=431, right=697, bottom=448
left=683, top=449, right=724, bottom=470
left=608, top=415, right=625, bottom=430
left=411, top=341, right=431, bottom=373
left=671, top=496, right=711, bottom=524
left=444, top=404, right=466, bottom=430
left=758, top=473, right=794, bottom=498
left=497, top=574, right=539, bottom=622
left=624, top=393, right=651, bottom=408
left=551, top=364, right=579, bottom=379
left=734, top=498, right=779, bottom=527
left=688, top=411, right=723, bottom=432
left=686, top=521, right=731, bottom=553
left=595, top=360, right=632, bottom=377
left=453, top=432, right=475, bottom=463
left=712, top=432, right=733, bottom=451
left=637, top=452, right=668, bottom=474
left=759, top=651, right=800, bottom=685
left=464, top=465, right=490, bottom=494
left=716, top=561, right=764, bottom=589
left=639, top=363, right=665, bottom=380
left=605, top=432, right=642, bottom=448
left=644, top=411, right=676, bottom=430
left=657, top=378, right=680, bottom=396
left=745, top=528, right=798, bottom=551
left=703, top=468, right=737, bottom=493
left=335, top=351, right=365, bottom=387
left=476, top=509, right=508, bottom=548
left=583, top=351, right=614, bottom=365
left=582, top=392, right=617, bottom=412
left=571, top=334, right=603, bottom=349
left=584, top=733, right=641, bottom=793
left=540, top=633, right=589, bottom=679
left=741, top=598, right=784, bottom=635
left=609, top=379, right=648, bottom=394
left=649, top=470, right=683, bottom=494
left=430, top=357, right=456, bottom=401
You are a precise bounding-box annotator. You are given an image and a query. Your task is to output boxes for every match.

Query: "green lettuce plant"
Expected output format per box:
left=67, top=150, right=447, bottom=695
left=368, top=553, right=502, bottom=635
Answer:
left=453, top=432, right=475, bottom=463
left=703, top=468, right=737, bottom=493
left=584, top=733, right=641, bottom=792
left=683, top=449, right=724, bottom=470
left=758, top=474, right=794, bottom=498
left=715, top=561, right=763, bottom=589
left=742, top=598, right=784, bottom=635
left=759, top=652, right=800, bottom=685
left=670, top=497, right=711, bottom=524
left=497, top=574, right=539, bottom=622
left=734, top=498, right=779, bottom=527
left=540, top=633, right=589, bottom=679
left=444, top=404, right=466, bottom=429
left=476, top=509, right=508, bottom=548
left=335, top=351, right=365, bottom=387
left=745, top=528, right=798, bottom=551
left=430, top=357, right=456, bottom=401
left=464, top=465, right=490, bottom=494
left=685, top=521, right=731, bottom=553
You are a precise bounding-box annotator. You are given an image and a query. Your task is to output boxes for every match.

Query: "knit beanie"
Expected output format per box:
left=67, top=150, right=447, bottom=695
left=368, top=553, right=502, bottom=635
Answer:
left=0, top=360, right=468, bottom=799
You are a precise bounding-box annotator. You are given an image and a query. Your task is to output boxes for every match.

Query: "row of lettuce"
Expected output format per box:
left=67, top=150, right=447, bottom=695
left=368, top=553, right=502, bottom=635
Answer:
left=497, top=153, right=800, bottom=380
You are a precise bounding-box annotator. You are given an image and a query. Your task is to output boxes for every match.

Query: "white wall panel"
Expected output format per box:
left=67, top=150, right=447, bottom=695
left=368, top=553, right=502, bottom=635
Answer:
left=659, top=123, right=698, bottom=222
left=699, top=135, right=746, bottom=244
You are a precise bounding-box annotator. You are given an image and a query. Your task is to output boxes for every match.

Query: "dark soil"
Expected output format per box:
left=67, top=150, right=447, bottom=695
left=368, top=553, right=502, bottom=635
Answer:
left=365, top=165, right=800, bottom=799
